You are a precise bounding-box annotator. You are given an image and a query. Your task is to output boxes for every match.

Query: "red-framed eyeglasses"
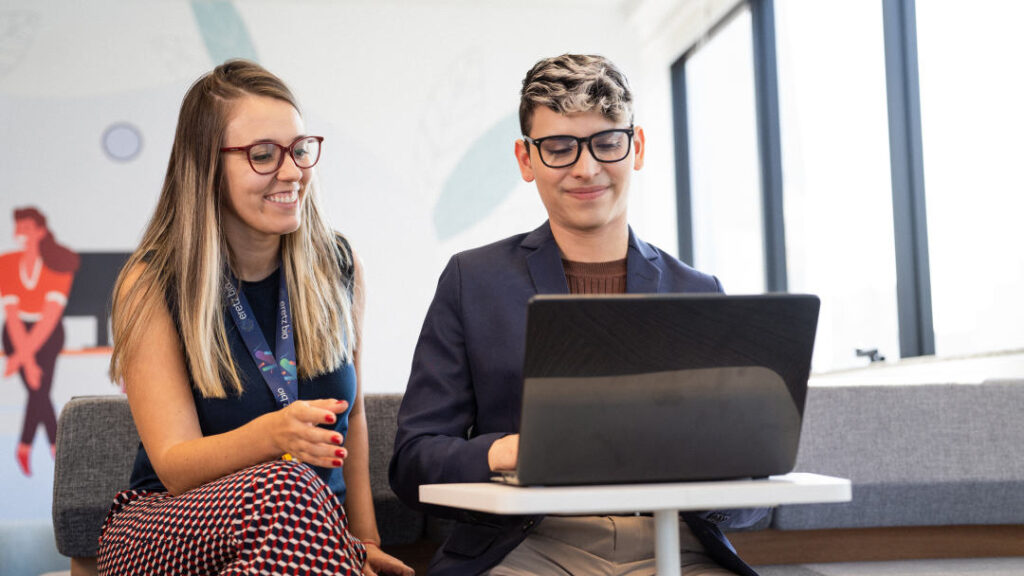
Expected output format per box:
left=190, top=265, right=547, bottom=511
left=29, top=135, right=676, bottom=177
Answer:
left=220, top=135, right=324, bottom=175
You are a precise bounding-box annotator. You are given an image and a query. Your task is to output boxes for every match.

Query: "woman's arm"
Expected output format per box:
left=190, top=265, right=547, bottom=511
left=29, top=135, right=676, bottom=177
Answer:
left=340, top=253, right=414, bottom=576
left=120, top=265, right=350, bottom=496
left=341, top=252, right=379, bottom=542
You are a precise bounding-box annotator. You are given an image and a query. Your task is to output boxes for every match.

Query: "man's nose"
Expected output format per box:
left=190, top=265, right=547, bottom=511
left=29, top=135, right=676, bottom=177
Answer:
left=570, top=144, right=601, bottom=178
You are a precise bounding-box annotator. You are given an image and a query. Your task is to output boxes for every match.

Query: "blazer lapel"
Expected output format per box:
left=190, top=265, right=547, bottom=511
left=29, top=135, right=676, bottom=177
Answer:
left=522, top=222, right=569, bottom=295
left=626, top=227, right=663, bottom=294
left=522, top=222, right=662, bottom=294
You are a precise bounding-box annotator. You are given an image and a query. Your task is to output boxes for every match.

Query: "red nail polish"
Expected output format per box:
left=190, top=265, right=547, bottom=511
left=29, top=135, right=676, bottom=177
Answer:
left=332, top=435, right=342, bottom=445
left=332, top=459, right=342, bottom=467
left=335, top=449, right=344, bottom=457
left=325, top=414, right=335, bottom=423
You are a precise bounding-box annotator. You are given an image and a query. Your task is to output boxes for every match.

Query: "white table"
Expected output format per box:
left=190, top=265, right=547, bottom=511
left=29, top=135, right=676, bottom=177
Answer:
left=420, top=472, right=851, bottom=576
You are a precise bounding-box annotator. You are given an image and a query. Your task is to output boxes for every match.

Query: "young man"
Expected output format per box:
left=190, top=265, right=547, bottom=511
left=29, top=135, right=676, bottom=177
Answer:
left=390, top=54, right=764, bottom=576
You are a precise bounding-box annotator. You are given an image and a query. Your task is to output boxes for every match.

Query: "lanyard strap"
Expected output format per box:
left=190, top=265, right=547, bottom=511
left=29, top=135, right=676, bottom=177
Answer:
left=223, top=266, right=297, bottom=408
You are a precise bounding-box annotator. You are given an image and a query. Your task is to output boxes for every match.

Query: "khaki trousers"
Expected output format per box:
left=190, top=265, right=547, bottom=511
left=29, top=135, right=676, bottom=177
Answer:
left=485, top=515, right=739, bottom=575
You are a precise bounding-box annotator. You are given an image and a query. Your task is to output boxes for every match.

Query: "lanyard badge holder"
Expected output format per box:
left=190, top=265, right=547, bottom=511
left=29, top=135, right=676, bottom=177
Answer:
left=224, top=266, right=300, bottom=461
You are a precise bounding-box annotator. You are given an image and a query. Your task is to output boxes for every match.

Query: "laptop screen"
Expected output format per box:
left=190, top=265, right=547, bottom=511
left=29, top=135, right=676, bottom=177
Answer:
left=513, top=293, right=820, bottom=485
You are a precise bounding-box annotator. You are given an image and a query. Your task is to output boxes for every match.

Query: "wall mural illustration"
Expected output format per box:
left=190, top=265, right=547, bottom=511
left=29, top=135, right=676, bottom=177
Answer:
left=433, top=112, right=522, bottom=241
left=0, top=0, right=250, bottom=488
left=1, top=207, right=79, bottom=476
left=0, top=208, right=129, bottom=479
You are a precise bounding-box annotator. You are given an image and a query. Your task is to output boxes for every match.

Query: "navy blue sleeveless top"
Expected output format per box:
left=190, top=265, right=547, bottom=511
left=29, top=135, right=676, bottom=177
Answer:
left=129, top=266, right=357, bottom=503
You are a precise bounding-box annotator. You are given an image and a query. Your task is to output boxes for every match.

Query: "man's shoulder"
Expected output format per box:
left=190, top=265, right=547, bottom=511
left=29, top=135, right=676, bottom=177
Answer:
left=461, top=232, right=529, bottom=257
left=634, top=236, right=722, bottom=293
left=449, top=229, right=537, bottom=271
left=641, top=239, right=698, bottom=274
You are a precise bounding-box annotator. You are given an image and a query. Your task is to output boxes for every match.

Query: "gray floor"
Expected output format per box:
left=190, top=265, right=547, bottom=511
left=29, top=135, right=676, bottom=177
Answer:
left=757, top=557, right=1024, bottom=576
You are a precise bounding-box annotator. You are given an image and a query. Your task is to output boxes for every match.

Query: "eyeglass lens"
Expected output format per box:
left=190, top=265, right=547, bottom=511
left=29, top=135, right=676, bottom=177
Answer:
left=248, top=137, right=321, bottom=174
left=538, top=130, right=631, bottom=168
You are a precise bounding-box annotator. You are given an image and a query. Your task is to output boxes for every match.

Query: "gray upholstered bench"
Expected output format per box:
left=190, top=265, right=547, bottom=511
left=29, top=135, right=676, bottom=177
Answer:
left=52, top=394, right=425, bottom=575
left=54, top=383, right=1024, bottom=571
left=730, top=381, right=1024, bottom=564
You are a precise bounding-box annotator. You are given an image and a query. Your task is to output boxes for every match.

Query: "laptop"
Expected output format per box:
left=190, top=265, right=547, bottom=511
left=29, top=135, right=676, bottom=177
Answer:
left=497, top=293, right=820, bottom=486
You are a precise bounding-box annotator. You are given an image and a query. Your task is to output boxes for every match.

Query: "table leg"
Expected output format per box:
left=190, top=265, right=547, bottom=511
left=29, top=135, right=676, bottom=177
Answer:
left=654, top=509, right=681, bottom=576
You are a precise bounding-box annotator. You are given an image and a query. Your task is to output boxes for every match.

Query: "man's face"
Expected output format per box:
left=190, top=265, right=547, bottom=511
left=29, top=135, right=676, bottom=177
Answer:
left=515, top=106, right=644, bottom=239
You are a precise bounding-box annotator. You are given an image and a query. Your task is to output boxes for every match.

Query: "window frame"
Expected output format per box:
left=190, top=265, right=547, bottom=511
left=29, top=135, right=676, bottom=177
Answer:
left=671, top=0, right=935, bottom=362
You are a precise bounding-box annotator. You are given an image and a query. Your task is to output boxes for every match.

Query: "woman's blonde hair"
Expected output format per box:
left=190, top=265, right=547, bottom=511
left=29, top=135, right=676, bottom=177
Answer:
left=109, top=60, right=354, bottom=398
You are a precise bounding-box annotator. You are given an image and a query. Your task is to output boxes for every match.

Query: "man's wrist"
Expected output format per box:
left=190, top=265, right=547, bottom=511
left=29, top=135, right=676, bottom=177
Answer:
left=487, top=434, right=517, bottom=472
left=487, top=440, right=499, bottom=472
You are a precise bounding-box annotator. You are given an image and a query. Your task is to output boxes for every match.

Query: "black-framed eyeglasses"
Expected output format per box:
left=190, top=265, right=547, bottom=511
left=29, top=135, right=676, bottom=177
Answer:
left=523, top=127, right=634, bottom=168
left=220, top=135, right=324, bottom=175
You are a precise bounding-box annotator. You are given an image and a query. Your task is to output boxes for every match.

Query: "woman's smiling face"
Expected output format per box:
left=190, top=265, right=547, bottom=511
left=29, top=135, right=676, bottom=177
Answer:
left=219, top=94, right=312, bottom=246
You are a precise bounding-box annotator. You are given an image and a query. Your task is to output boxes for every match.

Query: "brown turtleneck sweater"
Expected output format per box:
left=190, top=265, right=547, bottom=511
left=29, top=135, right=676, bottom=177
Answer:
left=561, top=258, right=628, bottom=295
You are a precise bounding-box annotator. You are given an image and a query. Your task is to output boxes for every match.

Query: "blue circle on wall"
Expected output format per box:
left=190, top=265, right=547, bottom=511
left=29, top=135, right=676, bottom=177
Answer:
left=102, top=123, right=143, bottom=162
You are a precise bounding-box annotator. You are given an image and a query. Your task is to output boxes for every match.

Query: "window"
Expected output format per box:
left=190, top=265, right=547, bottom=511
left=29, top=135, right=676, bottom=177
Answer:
left=675, top=0, right=1022, bottom=369
left=775, top=0, right=901, bottom=371
left=685, top=7, right=766, bottom=294
left=916, top=0, right=1024, bottom=356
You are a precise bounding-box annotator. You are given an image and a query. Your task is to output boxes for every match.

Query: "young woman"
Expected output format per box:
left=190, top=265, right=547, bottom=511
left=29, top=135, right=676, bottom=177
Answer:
left=97, top=60, right=412, bottom=576
left=1, top=207, right=79, bottom=477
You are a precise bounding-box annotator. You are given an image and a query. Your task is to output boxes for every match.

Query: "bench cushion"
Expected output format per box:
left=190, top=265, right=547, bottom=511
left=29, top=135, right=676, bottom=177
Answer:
left=365, top=393, right=425, bottom=544
left=774, top=382, right=1024, bottom=529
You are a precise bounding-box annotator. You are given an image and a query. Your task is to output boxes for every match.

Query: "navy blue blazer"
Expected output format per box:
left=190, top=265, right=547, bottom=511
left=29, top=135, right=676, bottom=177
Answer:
left=390, top=222, right=762, bottom=576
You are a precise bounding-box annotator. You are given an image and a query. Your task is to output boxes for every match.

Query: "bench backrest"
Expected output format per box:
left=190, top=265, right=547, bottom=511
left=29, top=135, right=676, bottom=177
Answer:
left=778, top=381, right=1024, bottom=529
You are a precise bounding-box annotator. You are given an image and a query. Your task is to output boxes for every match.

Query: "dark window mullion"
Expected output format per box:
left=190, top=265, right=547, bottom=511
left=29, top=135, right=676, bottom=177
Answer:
left=671, top=58, right=694, bottom=266
left=882, top=0, right=935, bottom=357
left=751, top=0, right=788, bottom=293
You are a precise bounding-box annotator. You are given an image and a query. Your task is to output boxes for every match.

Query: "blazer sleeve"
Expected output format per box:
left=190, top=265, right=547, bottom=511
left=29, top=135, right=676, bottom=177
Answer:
left=389, top=256, right=508, bottom=514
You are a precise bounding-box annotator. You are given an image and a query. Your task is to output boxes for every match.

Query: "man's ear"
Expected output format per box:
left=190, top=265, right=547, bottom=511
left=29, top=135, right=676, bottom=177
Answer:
left=632, top=125, right=646, bottom=171
left=514, top=139, right=535, bottom=183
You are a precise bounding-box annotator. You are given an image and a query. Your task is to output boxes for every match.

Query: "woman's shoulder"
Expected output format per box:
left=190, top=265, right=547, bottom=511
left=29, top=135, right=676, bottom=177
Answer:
left=120, top=255, right=162, bottom=288
left=114, top=256, right=174, bottom=310
left=117, top=259, right=149, bottom=296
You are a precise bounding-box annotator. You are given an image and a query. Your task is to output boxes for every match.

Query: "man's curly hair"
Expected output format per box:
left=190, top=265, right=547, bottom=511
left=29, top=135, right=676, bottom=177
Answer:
left=519, top=54, right=634, bottom=136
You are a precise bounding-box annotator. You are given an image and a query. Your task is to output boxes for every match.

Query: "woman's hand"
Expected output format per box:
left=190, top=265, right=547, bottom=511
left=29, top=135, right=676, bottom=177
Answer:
left=263, top=399, right=351, bottom=468
left=363, top=544, right=414, bottom=576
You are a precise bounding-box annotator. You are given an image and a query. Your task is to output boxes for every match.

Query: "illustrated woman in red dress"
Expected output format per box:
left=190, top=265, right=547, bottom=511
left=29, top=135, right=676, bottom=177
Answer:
left=0, top=207, right=79, bottom=476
